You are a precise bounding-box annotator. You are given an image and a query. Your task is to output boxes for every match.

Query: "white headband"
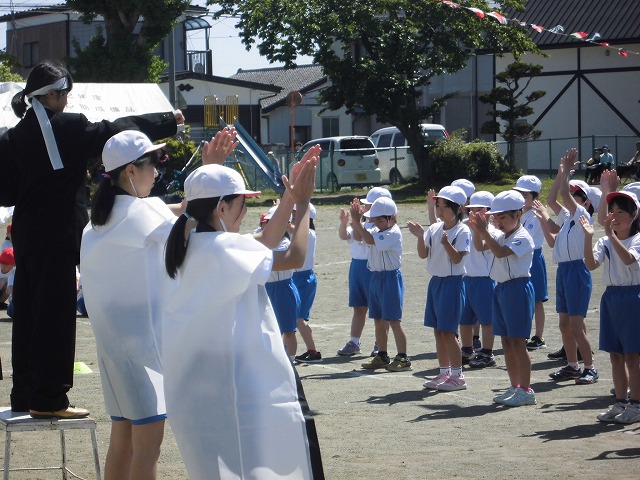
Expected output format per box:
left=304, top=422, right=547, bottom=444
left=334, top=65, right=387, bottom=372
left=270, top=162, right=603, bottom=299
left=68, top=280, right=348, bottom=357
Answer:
left=24, top=76, right=69, bottom=171
left=25, top=77, right=69, bottom=99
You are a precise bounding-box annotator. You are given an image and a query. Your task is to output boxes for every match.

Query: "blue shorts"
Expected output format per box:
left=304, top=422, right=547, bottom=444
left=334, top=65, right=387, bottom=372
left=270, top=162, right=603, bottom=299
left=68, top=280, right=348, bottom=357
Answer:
left=425, top=275, right=464, bottom=332
left=111, top=414, right=167, bottom=425
left=556, top=260, right=592, bottom=317
left=368, top=270, right=403, bottom=321
left=292, top=270, right=317, bottom=320
left=530, top=248, right=549, bottom=303
left=349, top=259, right=371, bottom=307
left=460, top=276, right=495, bottom=326
left=266, top=279, right=300, bottom=333
left=599, top=285, right=640, bottom=354
left=493, top=277, right=534, bottom=338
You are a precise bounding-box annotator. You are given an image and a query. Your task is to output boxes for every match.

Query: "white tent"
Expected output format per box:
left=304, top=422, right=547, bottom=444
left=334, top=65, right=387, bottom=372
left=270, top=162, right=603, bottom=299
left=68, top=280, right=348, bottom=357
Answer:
left=0, top=82, right=173, bottom=134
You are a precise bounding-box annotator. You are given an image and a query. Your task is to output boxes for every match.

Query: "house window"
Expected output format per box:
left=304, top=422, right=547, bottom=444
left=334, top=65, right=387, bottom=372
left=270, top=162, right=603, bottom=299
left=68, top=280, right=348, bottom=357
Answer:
left=23, top=42, right=39, bottom=68
left=322, top=117, right=339, bottom=137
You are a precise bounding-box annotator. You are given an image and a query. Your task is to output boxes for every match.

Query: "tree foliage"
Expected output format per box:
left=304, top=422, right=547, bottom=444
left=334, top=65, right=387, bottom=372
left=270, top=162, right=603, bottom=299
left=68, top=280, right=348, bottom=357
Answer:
left=67, top=0, right=190, bottom=82
left=213, top=0, right=540, bottom=183
left=479, top=61, right=546, bottom=167
left=0, top=51, right=23, bottom=82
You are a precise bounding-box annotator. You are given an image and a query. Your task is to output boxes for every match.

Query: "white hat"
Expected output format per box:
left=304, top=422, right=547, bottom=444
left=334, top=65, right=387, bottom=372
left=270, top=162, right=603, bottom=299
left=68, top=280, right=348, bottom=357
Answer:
left=363, top=197, right=397, bottom=217
left=451, top=179, right=475, bottom=198
left=434, top=186, right=467, bottom=207
left=293, top=203, right=316, bottom=219
left=587, top=186, right=602, bottom=213
left=622, top=182, right=640, bottom=199
left=467, top=191, right=494, bottom=209
left=569, top=179, right=591, bottom=196
left=513, top=175, right=542, bottom=193
left=361, top=186, right=392, bottom=204
left=488, top=190, right=525, bottom=214
left=184, top=164, right=261, bottom=201
left=606, top=190, right=640, bottom=211
left=263, top=205, right=279, bottom=220
left=102, top=130, right=166, bottom=172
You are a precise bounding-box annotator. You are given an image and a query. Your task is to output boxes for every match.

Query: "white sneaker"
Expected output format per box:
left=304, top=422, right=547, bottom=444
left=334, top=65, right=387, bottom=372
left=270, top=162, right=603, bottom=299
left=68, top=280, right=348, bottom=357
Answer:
left=614, top=403, right=640, bottom=424
left=423, top=372, right=450, bottom=390
left=502, top=388, right=537, bottom=407
left=493, top=386, right=516, bottom=404
left=436, top=375, right=467, bottom=391
left=597, top=402, right=627, bottom=422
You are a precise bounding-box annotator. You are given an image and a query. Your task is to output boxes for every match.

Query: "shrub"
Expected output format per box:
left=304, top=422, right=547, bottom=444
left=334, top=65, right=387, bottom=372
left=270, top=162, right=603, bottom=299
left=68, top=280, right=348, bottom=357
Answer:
left=430, top=130, right=510, bottom=184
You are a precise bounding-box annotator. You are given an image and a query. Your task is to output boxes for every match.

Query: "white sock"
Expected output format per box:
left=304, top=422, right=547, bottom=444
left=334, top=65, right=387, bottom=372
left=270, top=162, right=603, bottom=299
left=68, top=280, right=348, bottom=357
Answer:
left=350, top=337, right=360, bottom=344
left=440, top=367, right=451, bottom=376
left=568, top=362, right=580, bottom=370
left=451, top=367, right=463, bottom=378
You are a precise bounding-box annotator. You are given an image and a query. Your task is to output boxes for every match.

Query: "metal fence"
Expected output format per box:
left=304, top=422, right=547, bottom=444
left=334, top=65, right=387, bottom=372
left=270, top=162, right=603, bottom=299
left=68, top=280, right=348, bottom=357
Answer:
left=497, top=135, right=638, bottom=179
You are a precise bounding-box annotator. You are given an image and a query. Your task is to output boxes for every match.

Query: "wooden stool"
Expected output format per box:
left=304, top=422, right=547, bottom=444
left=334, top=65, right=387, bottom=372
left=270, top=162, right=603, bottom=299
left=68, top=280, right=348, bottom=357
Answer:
left=0, top=407, right=101, bottom=479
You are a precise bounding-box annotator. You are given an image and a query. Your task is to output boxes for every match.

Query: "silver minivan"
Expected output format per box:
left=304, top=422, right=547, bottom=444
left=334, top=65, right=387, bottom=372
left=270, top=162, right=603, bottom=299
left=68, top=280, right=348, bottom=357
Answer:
left=300, top=136, right=381, bottom=191
left=370, top=124, right=448, bottom=184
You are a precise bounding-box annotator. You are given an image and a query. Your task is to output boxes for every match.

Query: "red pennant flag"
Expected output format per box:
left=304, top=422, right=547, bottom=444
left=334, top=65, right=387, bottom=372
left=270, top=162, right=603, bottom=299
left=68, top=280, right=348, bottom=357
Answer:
left=570, top=32, right=588, bottom=39
left=487, top=12, right=507, bottom=25
left=618, top=48, right=628, bottom=57
left=466, top=7, right=485, bottom=18
left=531, top=24, right=544, bottom=33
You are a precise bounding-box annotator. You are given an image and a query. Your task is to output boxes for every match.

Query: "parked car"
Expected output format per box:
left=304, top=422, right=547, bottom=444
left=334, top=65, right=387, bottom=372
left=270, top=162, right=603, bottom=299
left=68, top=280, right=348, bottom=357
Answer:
left=300, top=136, right=381, bottom=191
left=370, top=124, right=448, bottom=184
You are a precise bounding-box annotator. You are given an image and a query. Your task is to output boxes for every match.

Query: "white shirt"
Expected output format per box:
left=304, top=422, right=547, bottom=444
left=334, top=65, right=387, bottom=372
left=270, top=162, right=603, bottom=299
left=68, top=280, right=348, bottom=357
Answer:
left=521, top=208, right=544, bottom=249
left=267, top=237, right=294, bottom=282
left=489, top=225, right=534, bottom=283
left=553, top=205, right=592, bottom=263
left=423, top=221, right=470, bottom=277
left=367, top=223, right=402, bottom=271
left=346, top=223, right=371, bottom=260
left=296, top=229, right=316, bottom=272
left=465, top=222, right=497, bottom=277
left=593, top=233, right=640, bottom=286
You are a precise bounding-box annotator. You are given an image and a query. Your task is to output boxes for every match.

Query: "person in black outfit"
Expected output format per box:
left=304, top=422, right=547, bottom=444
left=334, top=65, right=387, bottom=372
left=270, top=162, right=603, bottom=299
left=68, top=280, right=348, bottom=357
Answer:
left=0, top=61, right=184, bottom=419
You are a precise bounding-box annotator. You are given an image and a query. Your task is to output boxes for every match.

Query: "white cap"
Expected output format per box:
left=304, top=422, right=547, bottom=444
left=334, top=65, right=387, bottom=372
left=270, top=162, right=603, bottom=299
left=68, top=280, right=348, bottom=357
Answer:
left=622, top=182, right=640, bottom=199
left=488, top=190, right=525, bottom=214
left=467, top=191, right=494, bottom=209
left=513, top=175, right=542, bottom=193
left=434, top=186, right=467, bottom=207
left=293, top=203, right=316, bottom=219
left=451, top=179, right=475, bottom=198
left=363, top=197, right=397, bottom=217
left=263, top=205, right=279, bottom=220
left=588, top=186, right=602, bottom=213
left=569, top=179, right=591, bottom=196
left=184, top=164, right=261, bottom=201
left=102, top=130, right=166, bottom=172
left=361, top=186, right=392, bottom=204
left=606, top=190, right=640, bottom=211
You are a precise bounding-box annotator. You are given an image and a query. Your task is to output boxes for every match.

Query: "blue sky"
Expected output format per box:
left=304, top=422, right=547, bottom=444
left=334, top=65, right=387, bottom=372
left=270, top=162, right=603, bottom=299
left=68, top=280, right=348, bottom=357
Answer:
left=0, top=1, right=315, bottom=78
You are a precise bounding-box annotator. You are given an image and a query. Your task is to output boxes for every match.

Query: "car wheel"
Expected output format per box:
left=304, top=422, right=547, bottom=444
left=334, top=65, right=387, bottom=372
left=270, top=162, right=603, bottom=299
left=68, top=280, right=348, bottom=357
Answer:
left=326, top=173, right=339, bottom=192
left=390, top=169, right=404, bottom=185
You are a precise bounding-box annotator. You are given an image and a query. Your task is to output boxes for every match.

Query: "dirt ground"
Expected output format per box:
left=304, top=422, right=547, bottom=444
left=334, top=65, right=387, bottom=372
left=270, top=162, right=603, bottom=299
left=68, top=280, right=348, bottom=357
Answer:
left=1, top=203, right=639, bottom=479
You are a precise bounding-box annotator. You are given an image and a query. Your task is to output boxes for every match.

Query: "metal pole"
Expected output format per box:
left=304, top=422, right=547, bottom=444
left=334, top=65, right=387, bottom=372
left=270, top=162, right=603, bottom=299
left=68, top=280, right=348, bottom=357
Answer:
left=169, top=26, right=176, bottom=108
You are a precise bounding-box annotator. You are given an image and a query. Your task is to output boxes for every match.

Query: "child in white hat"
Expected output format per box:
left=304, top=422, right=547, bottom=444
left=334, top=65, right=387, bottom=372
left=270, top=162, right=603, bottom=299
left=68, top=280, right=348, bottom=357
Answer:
left=468, top=190, right=537, bottom=407
left=162, top=149, right=321, bottom=479
left=581, top=187, right=640, bottom=424
left=350, top=196, right=411, bottom=372
left=408, top=186, right=471, bottom=390
left=513, top=175, right=549, bottom=351
left=337, top=187, right=392, bottom=357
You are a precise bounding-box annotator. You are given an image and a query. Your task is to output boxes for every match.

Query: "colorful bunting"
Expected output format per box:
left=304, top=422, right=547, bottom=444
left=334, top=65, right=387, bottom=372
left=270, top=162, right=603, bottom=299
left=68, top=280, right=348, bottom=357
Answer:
left=437, top=0, right=640, bottom=59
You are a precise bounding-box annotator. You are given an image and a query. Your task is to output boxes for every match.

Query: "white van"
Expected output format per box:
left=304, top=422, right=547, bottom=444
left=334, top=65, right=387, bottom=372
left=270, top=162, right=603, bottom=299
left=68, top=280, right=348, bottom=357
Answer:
left=300, top=136, right=381, bottom=191
left=370, top=124, right=448, bottom=184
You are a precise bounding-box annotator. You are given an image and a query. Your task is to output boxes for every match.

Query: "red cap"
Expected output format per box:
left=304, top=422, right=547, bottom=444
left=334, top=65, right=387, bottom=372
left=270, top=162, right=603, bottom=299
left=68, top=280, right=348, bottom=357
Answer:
left=0, top=247, right=15, bottom=266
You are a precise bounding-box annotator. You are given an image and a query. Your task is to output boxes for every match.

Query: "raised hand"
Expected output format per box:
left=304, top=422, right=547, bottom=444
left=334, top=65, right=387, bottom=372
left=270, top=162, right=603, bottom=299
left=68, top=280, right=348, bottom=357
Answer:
left=468, top=210, right=487, bottom=232
left=560, top=148, right=579, bottom=173
left=406, top=221, right=425, bottom=238
left=599, top=169, right=619, bottom=195
left=283, top=150, right=318, bottom=204
left=440, top=230, right=449, bottom=245
left=289, top=144, right=321, bottom=185
left=579, top=214, right=595, bottom=236
left=350, top=198, right=363, bottom=222
left=427, top=188, right=436, bottom=209
left=532, top=199, right=549, bottom=221
left=202, top=127, right=239, bottom=165
left=339, top=208, right=349, bottom=226
left=602, top=212, right=615, bottom=236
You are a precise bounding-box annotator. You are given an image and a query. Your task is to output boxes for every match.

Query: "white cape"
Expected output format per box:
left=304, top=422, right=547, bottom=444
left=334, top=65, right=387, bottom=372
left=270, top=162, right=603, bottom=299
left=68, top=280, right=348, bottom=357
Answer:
left=163, top=231, right=313, bottom=480
left=80, top=196, right=176, bottom=420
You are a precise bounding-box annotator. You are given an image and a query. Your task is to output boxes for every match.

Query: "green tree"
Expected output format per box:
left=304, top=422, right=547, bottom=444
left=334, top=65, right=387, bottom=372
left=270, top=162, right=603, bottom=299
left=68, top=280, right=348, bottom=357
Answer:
left=213, top=0, right=539, bottom=184
left=67, top=0, right=190, bottom=82
left=479, top=61, right=546, bottom=168
left=0, top=51, right=23, bottom=82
